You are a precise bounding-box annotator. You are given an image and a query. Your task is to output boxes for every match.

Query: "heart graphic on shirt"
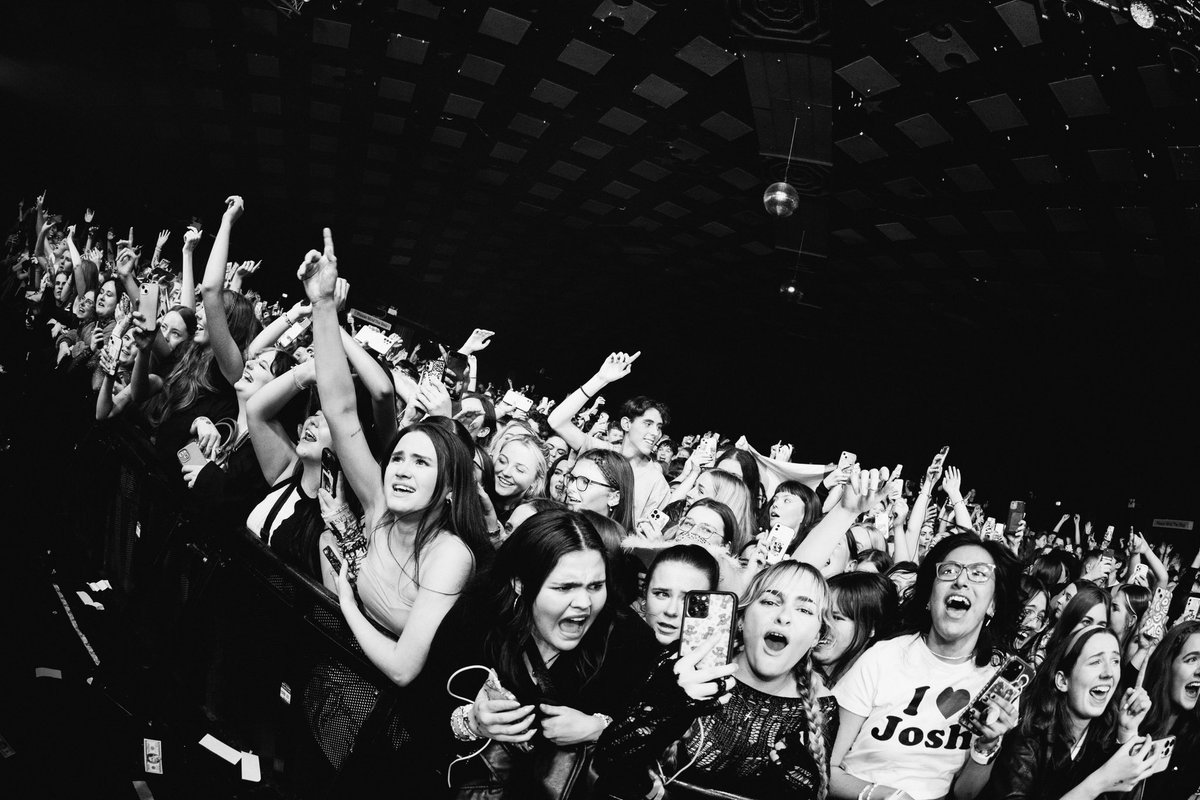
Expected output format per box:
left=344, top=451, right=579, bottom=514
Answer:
left=936, top=687, right=971, bottom=718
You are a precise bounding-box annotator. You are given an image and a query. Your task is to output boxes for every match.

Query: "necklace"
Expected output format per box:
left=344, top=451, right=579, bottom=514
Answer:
left=923, top=634, right=974, bottom=663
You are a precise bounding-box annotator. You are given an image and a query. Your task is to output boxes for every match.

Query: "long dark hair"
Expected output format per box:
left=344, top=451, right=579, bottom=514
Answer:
left=1021, top=625, right=1121, bottom=770
left=373, top=421, right=491, bottom=586
left=1112, top=584, right=1151, bottom=654
left=892, top=532, right=1020, bottom=667
left=821, top=571, right=898, bottom=686
left=645, top=544, right=719, bottom=593
left=575, top=448, right=635, bottom=531
left=143, top=289, right=261, bottom=426
left=715, top=447, right=764, bottom=516
left=1043, top=585, right=1110, bottom=655
left=772, top=481, right=820, bottom=554
left=1142, top=620, right=1200, bottom=738
left=479, top=510, right=613, bottom=698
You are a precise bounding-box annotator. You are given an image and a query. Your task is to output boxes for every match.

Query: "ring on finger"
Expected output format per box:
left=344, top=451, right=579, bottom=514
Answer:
left=716, top=677, right=730, bottom=695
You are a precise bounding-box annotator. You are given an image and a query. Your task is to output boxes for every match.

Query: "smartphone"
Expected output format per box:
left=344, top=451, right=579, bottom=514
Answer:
left=138, top=282, right=160, bottom=326
left=1138, top=587, right=1172, bottom=642
left=502, top=389, right=534, bottom=413
left=1145, top=735, right=1177, bottom=776
left=101, top=316, right=132, bottom=376
left=645, top=509, right=668, bottom=537
left=960, top=654, right=1035, bottom=735
left=322, top=545, right=342, bottom=574
left=679, top=591, right=738, bottom=670
left=482, top=668, right=517, bottom=703
left=929, top=445, right=949, bottom=478
left=177, top=441, right=206, bottom=465
left=419, top=357, right=446, bottom=385
left=320, top=448, right=339, bottom=497
left=1104, top=525, right=1115, bottom=539
left=1007, top=500, right=1026, bottom=534
left=1132, top=563, right=1149, bottom=585
left=1180, top=595, right=1200, bottom=623
left=698, top=433, right=720, bottom=458
left=837, top=450, right=857, bottom=470
left=982, top=517, right=997, bottom=539
left=758, top=524, right=795, bottom=565
left=277, top=317, right=312, bottom=351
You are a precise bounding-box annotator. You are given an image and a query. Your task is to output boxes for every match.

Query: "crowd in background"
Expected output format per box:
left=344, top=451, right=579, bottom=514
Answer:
left=3, top=193, right=1199, bottom=800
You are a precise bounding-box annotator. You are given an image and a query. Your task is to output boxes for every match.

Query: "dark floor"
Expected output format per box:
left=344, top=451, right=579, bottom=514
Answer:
left=0, top=364, right=293, bottom=800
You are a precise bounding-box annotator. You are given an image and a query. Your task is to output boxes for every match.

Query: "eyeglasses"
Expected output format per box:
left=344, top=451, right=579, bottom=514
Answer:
left=934, top=561, right=997, bottom=583
left=566, top=473, right=613, bottom=492
left=1020, top=606, right=1046, bottom=626
left=676, top=518, right=722, bottom=543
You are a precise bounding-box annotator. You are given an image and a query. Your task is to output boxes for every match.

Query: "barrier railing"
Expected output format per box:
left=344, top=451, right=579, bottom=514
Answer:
left=78, top=421, right=405, bottom=797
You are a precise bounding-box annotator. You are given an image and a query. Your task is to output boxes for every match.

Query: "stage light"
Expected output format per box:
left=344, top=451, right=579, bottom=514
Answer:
left=763, top=182, right=800, bottom=218
left=1130, top=0, right=1156, bottom=27
left=779, top=277, right=803, bottom=301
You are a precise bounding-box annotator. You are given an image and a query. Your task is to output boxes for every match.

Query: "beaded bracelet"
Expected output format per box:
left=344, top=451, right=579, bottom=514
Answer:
left=857, top=783, right=877, bottom=800
left=450, top=704, right=482, bottom=741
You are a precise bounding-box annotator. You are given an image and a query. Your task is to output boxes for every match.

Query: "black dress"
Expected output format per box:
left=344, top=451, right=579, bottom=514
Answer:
left=594, top=654, right=831, bottom=800
left=984, top=727, right=1118, bottom=800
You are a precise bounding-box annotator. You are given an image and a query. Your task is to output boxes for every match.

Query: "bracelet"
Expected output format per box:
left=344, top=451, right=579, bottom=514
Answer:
left=450, top=704, right=482, bottom=741
left=292, top=368, right=308, bottom=392
left=970, top=736, right=1001, bottom=764
left=857, top=783, right=877, bottom=800
left=579, top=385, right=593, bottom=399
left=953, top=499, right=967, bottom=508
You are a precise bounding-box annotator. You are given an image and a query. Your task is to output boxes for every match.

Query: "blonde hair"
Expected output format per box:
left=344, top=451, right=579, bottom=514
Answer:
left=738, top=561, right=830, bottom=800
left=701, top=469, right=756, bottom=554
left=496, top=434, right=548, bottom=504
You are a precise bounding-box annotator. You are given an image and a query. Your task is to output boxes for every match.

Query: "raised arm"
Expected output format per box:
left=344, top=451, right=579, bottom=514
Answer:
left=248, top=300, right=310, bottom=357
left=547, top=351, right=640, bottom=452
left=301, top=227, right=385, bottom=521
left=179, top=227, right=199, bottom=311
left=794, top=466, right=893, bottom=569
left=64, top=226, right=89, bottom=298
left=126, top=313, right=158, bottom=403
left=247, top=358, right=313, bottom=485
left=1131, top=532, right=1169, bottom=589
left=199, top=196, right=247, bottom=385
left=941, top=466, right=974, bottom=532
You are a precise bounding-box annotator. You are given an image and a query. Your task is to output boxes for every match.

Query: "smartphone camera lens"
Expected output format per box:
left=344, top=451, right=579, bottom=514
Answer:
left=688, top=595, right=708, bottom=617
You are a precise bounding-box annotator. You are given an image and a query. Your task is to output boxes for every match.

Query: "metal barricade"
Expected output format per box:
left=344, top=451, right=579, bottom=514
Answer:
left=81, top=423, right=407, bottom=797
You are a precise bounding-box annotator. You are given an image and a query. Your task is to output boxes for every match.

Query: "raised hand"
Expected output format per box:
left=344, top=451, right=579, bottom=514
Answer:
left=460, top=328, right=495, bottom=355
left=86, top=247, right=104, bottom=264
left=235, top=259, right=261, bottom=278
left=66, top=223, right=76, bottom=238
left=941, top=466, right=963, bottom=500
left=839, top=465, right=896, bottom=516
left=1115, top=687, right=1152, bottom=742
left=222, top=195, right=244, bottom=224
left=182, top=228, right=201, bottom=254
left=297, top=227, right=338, bottom=303
left=115, top=247, right=138, bottom=278
left=594, top=351, right=641, bottom=383
left=156, top=229, right=171, bottom=250
left=333, top=276, right=349, bottom=310
left=84, top=208, right=95, bottom=223
left=36, top=189, right=46, bottom=210
left=128, top=312, right=156, bottom=351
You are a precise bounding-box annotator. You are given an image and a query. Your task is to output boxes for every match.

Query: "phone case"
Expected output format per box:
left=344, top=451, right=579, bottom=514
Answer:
left=1146, top=736, right=1176, bottom=776
left=929, top=446, right=949, bottom=476
left=680, top=591, right=737, bottom=670
left=322, top=545, right=342, bottom=573
left=177, top=441, right=206, bottom=465
left=320, top=448, right=339, bottom=496
left=838, top=451, right=857, bottom=469
left=1139, top=587, right=1172, bottom=642
left=758, top=525, right=794, bottom=565
left=960, top=654, right=1035, bottom=735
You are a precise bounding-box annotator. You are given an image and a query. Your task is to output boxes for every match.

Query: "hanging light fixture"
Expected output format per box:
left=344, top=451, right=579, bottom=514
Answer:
left=763, top=116, right=801, bottom=218
left=1129, top=0, right=1156, bottom=28
left=779, top=232, right=806, bottom=302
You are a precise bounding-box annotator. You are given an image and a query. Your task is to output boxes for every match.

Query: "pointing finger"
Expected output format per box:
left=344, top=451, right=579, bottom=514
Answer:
left=323, top=227, right=335, bottom=258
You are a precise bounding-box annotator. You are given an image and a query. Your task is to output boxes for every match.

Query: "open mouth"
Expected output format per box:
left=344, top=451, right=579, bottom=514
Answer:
left=560, top=615, right=590, bottom=637
left=390, top=483, right=415, bottom=495
left=1185, top=681, right=1200, bottom=700
left=945, top=594, right=972, bottom=615
left=763, top=631, right=790, bottom=653
left=302, top=428, right=318, bottom=443
left=1089, top=683, right=1113, bottom=703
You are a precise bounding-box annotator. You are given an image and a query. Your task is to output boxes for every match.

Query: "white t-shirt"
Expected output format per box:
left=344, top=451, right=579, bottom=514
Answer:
left=833, top=633, right=996, bottom=800
left=580, top=435, right=670, bottom=520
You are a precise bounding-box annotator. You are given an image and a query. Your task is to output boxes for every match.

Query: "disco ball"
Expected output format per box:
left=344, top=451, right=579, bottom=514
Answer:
left=763, top=182, right=800, bottom=218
